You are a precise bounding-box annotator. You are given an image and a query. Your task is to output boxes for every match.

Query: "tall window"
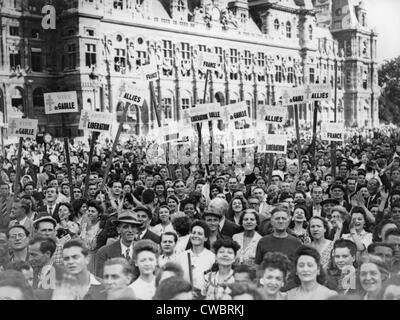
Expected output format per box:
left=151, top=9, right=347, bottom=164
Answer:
left=162, top=97, right=173, bottom=119
left=181, top=43, right=190, bottom=59
left=309, top=25, right=313, bottom=40
left=31, top=48, right=42, bottom=72
left=113, top=0, right=123, bottom=9
left=10, top=26, right=19, bottom=36
left=198, top=45, right=207, bottom=52
left=275, top=65, right=282, bottom=83
left=10, top=49, right=21, bottom=69
left=163, top=40, right=172, bottom=58
left=32, top=87, right=45, bottom=115
left=85, top=44, right=96, bottom=67
left=177, top=0, right=184, bottom=11
left=230, top=49, right=238, bottom=64
left=257, top=52, right=265, bottom=82
left=215, top=47, right=223, bottom=63
left=66, top=44, right=77, bottom=69
left=244, top=50, right=252, bottom=81
left=287, top=67, right=294, bottom=84
left=181, top=98, right=190, bottom=110
left=286, top=22, right=292, bottom=38
left=136, top=50, right=147, bottom=66
left=274, top=19, right=280, bottom=30
left=114, top=48, right=126, bottom=72
left=363, top=68, right=368, bottom=89
left=309, top=67, right=315, bottom=83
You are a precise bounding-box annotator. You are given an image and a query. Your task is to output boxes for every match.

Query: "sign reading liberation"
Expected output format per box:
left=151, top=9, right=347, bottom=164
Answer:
left=44, top=91, right=79, bottom=114
left=79, top=111, right=113, bottom=133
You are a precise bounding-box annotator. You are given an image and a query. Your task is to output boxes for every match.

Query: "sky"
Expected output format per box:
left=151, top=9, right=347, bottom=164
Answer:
left=364, top=0, right=400, bottom=64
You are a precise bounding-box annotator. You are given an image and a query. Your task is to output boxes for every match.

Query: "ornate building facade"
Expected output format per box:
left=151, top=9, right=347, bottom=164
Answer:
left=0, top=0, right=379, bottom=139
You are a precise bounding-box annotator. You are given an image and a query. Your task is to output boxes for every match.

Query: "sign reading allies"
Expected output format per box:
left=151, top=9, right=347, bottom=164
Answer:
left=141, top=63, right=159, bottom=83
left=8, top=118, right=38, bottom=139
left=44, top=91, right=79, bottom=114
left=188, top=103, right=220, bottom=124
left=79, top=111, right=113, bottom=133
left=321, top=122, right=344, bottom=142
left=118, top=81, right=146, bottom=106
left=279, top=84, right=332, bottom=105
left=257, top=105, right=288, bottom=124
left=228, top=128, right=256, bottom=149
left=198, top=52, right=219, bottom=70
left=258, top=134, right=288, bottom=154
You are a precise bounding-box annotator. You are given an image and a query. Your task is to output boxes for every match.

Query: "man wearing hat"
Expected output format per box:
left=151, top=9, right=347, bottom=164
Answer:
left=95, top=210, right=143, bottom=278
left=329, top=183, right=351, bottom=211
left=208, top=198, right=241, bottom=238
left=131, top=206, right=160, bottom=244
left=320, top=198, right=340, bottom=219
left=203, top=209, right=229, bottom=248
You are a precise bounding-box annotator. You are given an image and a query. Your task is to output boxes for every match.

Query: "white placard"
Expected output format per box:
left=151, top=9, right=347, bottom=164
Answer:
left=44, top=91, right=78, bottom=114
left=141, top=63, right=159, bottom=83
left=227, top=128, right=256, bottom=149
left=321, top=122, right=344, bottom=142
left=118, top=81, right=146, bottom=106
left=187, top=103, right=220, bottom=124
left=198, top=52, right=219, bottom=70
left=8, top=118, right=38, bottom=139
left=307, top=84, right=332, bottom=102
left=79, top=110, right=113, bottom=133
left=258, top=134, right=288, bottom=154
left=257, top=105, right=288, bottom=124
left=279, top=87, right=307, bottom=105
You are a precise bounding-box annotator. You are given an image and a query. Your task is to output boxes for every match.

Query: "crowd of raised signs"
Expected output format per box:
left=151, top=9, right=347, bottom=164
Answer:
left=0, top=124, right=400, bottom=300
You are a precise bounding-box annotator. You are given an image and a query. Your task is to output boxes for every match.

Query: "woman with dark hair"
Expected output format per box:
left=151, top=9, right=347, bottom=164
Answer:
left=176, top=220, right=215, bottom=296
left=209, top=184, right=223, bottom=200
left=54, top=202, right=79, bottom=239
left=226, top=196, right=247, bottom=225
left=357, top=255, right=390, bottom=300
left=259, top=252, right=291, bottom=300
left=309, top=217, right=339, bottom=270
left=342, top=206, right=373, bottom=253
left=289, top=204, right=311, bottom=245
left=71, top=198, right=88, bottom=225
left=233, top=209, right=261, bottom=266
left=202, top=238, right=240, bottom=300
left=287, top=245, right=337, bottom=300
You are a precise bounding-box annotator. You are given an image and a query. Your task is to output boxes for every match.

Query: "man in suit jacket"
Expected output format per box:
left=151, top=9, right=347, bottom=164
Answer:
left=95, top=209, right=156, bottom=278
left=0, top=181, right=12, bottom=233
left=208, top=197, right=241, bottom=238
left=133, top=206, right=161, bottom=244
left=8, top=198, right=34, bottom=238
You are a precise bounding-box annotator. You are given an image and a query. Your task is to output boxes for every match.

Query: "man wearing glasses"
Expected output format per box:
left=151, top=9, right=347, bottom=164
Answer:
left=7, top=225, right=30, bottom=262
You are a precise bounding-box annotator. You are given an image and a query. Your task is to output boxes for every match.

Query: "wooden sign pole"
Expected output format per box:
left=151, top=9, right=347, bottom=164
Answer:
left=294, top=104, right=302, bottom=175
left=13, top=137, right=23, bottom=201
left=61, top=114, right=74, bottom=203
left=83, top=131, right=99, bottom=198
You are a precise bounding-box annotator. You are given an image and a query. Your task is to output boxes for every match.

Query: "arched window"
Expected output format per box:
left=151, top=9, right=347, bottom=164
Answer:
left=309, top=25, right=313, bottom=40
left=274, top=19, right=280, bottom=30
left=287, top=67, right=294, bottom=83
left=275, top=65, right=282, bottom=83
left=286, top=22, right=292, bottom=38
left=177, top=0, right=184, bottom=11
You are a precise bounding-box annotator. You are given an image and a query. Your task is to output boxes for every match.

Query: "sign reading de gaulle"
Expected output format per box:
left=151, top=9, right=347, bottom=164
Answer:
left=44, top=91, right=79, bottom=114
left=8, top=118, right=38, bottom=139
left=79, top=111, right=113, bottom=133
left=118, top=81, right=146, bottom=106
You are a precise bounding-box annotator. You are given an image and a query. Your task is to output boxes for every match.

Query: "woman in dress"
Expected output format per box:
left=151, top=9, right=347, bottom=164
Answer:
left=54, top=202, right=80, bottom=239
left=259, top=252, right=291, bottom=300
left=232, top=209, right=262, bottom=266
left=202, top=238, right=240, bottom=300
left=287, top=245, right=337, bottom=300
left=128, top=239, right=159, bottom=300
left=309, top=216, right=335, bottom=271
left=289, top=204, right=311, bottom=245
left=80, top=200, right=103, bottom=273
left=151, top=205, right=175, bottom=236
left=342, top=207, right=373, bottom=254
left=226, top=196, right=247, bottom=225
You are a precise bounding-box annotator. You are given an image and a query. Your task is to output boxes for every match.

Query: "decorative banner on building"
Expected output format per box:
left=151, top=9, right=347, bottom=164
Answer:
left=257, top=105, right=288, bottom=124
left=187, top=103, right=220, bottom=124
left=8, top=118, right=38, bottom=139
left=118, top=81, right=146, bottom=106
left=321, top=122, right=344, bottom=142
left=79, top=110, right=113, bottom=133
left=258, top=134, right=288, bottom=154
left=141, top=63, right=159, bottom=83
left=44, top=91, right=78, bottom=114
left=197, top=52, right=219, bottom=70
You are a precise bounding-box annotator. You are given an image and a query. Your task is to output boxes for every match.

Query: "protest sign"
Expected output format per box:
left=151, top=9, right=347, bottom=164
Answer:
left=306, top=84, right=332, bottom=102
left=197, top=52, right=219, bottom=70
left=44, top=91, right=78, bottom=114
left=258, top=134, right=288, bottom=154
left=321, top=122, right=344, bottom=142
left=258, top=105, right=288, bottom=125
left=188, top=103, right=220, bottom=124
left=79, top=111, right=113, bottom=133
left=8, top=118, right=38, bottom=139
left=141, top=63, right=159, bottom=83
left=118, top=81, right=146, bottom=106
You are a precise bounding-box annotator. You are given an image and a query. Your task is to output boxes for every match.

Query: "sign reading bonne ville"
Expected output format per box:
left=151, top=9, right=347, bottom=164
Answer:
left=44, top=91, right=79, bottom=114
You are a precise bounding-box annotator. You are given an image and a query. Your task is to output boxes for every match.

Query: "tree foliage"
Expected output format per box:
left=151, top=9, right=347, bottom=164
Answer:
left=379, top=56, right=400, bottom=124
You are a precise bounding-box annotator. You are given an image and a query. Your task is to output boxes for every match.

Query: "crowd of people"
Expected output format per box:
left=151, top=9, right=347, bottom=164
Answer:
left=1, top=125, right=400, bottom=300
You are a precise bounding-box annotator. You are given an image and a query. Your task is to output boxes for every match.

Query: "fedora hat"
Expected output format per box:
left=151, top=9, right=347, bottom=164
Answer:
left=113, top=210, right=142, bottom=226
